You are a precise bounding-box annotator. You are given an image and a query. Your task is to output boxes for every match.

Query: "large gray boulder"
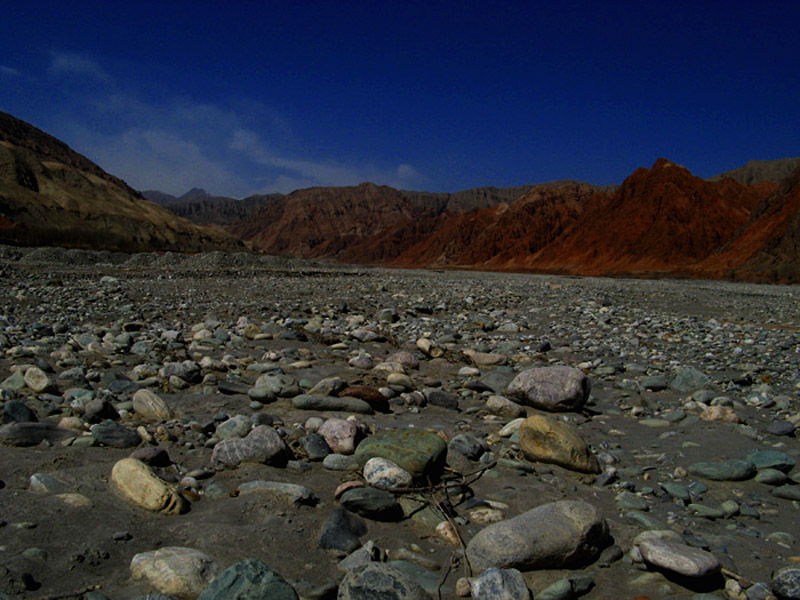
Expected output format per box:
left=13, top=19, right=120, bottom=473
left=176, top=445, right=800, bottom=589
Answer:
left=466, top=500, right=610, bottom=572
left=507, top=367, right=590, bottom=412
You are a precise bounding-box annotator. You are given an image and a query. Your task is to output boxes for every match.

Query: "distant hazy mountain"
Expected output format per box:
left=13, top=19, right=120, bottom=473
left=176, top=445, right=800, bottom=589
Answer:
left=144, top=189, right=284, bottom=226
left=0, top=110, right=245, bottom=253
left=709, top=157, right=800, bottom=184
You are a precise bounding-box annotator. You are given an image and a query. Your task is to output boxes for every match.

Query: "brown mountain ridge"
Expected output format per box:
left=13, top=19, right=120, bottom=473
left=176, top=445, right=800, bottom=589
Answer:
left=0, top=111, right=245, bottom=253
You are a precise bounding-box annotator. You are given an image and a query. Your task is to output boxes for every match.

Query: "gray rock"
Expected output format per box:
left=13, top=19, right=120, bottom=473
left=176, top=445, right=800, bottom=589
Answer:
left=318, top=508, right=367, bottom=553
left=471, top=568, right=530, bottom=600
left=83, top=398, right=119, bottom=423
left=2, top=399, right=37, bottom=423
left=236, top=480, right=318, bottom=506
left=304, top=433, right=332, bottom=460
left=91, top=420, right=141, bottom=448
left=466, top=500, right=610, bottom=572
left=641, top=375, right=667, bottom=391
left=688, top=459, right=756, bottom=481
left=772, top=565, right=800, bottom=599
left=771, top=486, right=800, bottom=501
left=507, top=366, right=590, bottom=412
left=198, top=559, right=298, bottom=600
left=338, top=562, right=429, bottom=600
left=132, top=389, right=173, bottom=422
left=424, top=388, right=458, bottom=410
left=292, top=395, right=373, bottom=414
left=323, top=453, right=360, bottom=471
left=670, top=367, right=711, bottom=392
left=211, top=425, right=287, bottom=468
left=363, top=457, right=413, bottom=490
left=747, top=450, right=796, bottom=472
left=254, top=373, right=300, bottom=398
left=638, top=537, right=720, bottom=577
left=448, top=433, right=486, bottom=460
left=354, top=429, right=448, bottom=482
left=340, top=487, right=402, bottom=521
left=215, top=415, right=251, bottom=440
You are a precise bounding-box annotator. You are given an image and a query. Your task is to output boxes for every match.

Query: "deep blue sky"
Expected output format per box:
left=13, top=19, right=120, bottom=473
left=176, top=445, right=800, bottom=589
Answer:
left=2, top=1, right=798, bottom=197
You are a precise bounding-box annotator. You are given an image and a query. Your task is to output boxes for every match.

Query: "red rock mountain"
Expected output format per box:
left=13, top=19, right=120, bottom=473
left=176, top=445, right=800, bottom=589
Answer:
left=0, top=111, right=245, bottom=253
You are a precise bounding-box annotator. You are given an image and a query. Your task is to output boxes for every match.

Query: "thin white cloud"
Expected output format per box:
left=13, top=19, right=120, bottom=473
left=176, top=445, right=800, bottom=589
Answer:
left=49, top=52, right=111, bottom=82
left=0, top=65, right=20, bottom=77
left=230, top=128, right=426, bottom=192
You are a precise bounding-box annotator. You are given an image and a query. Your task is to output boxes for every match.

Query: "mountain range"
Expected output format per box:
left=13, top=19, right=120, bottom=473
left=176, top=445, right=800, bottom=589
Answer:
left=2, top=110, right=799, bottom=283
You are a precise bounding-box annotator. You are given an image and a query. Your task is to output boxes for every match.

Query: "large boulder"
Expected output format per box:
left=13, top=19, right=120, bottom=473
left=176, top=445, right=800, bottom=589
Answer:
left=507, top=367, right=590, bottom=412
left=518, top=415, right=600, bottom=474
left=466, top=501, right=610, bottom=572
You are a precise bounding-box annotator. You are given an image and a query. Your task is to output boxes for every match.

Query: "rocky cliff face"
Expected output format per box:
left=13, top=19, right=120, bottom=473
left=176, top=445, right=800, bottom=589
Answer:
left=0, top=111, right=245, bottom=253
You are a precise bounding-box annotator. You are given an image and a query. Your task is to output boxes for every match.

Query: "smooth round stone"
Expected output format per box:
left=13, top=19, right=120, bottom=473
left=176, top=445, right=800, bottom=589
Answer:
left=323, top=453, right=360, bottom=471
left=660, top=482, right=690, bottom=502
left=518, top=414, right=600, bottom=474
left=292, top=395, right=372, bottom=414
left=765, top=421, right=797, bottom=437
left=641, top=376, right=667, bottom=391
left=354, top=429, right=448, bottom=481
left=688, top=504, right=725, bottom=519
left=215, top=415, right=252, bottom=440
left=771, top=486, right=800, bottom=501
left=756, top=469, right=789, bottom=485
left=211, top=425, right=287, bottom=468
left=130, top=547, right=221, bottom=598
left=247, top=387, right=277, bottom=403
left=318, top=418, right=360, bottom=455
left=90, top=420, right=141, bottom=448
left=747, top=450, right=796, bottom=473
left=303, top=433, right=332, bottom=461
left=639, top=418, right=670, bottom=428
left=507, top=366, right=590, bottom=412
left=688, top=459, right=756, bottom=481
left=363, top=457, right=413, bottom=490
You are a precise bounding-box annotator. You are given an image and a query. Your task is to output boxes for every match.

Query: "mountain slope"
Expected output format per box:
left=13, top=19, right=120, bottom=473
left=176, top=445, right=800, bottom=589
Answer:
left=0, top=111, right=244, bottom=253
left=709, top=157, right=800, bottom=184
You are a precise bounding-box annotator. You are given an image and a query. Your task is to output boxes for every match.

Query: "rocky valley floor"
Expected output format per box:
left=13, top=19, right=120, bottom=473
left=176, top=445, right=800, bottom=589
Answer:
left=1, top=246, right=799, bottom=600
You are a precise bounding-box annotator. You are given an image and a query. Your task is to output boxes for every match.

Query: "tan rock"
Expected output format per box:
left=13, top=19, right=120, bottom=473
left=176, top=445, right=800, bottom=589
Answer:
left=111, top=457, right=188, bottom=515
left=518, top=414, right=600, bottom=474
left=130, top=546, right=221, bottom=599
left=700, top=405, right=740, bottom=423
left=24, top=366, right=54, bottom=393
left=132, top=389, right=173, bottom=422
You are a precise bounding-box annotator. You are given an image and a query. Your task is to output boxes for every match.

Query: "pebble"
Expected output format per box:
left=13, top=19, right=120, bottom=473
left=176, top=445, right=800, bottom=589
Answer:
left=211, top=425, right=287, bottom=468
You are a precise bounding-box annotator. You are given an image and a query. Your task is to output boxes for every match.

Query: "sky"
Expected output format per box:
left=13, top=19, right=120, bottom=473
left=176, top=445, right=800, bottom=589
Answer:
left=1, top=1, right=798, bottom=198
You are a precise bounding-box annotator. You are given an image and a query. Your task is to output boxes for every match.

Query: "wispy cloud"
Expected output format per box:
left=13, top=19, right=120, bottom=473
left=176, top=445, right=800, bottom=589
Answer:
left=49, top=52, right=111, bottom=82
left=0, top=65, right=20, bottom=77
left=33, top=51, right=424, bottom=196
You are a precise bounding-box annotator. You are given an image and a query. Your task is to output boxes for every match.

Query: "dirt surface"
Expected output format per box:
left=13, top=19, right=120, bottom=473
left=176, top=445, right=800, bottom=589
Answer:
left=1, top=248, right=799, bottom=599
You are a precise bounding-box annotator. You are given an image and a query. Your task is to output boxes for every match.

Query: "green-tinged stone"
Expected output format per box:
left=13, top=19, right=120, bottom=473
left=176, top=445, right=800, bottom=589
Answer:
left=755, top=468, right=788, bottom=486
left=687, top=459, right=755, bottom=481
left=537, top=578, right=573, bottom=600
left=639, top=418, right=670, bottom=428
left=198, top=559, right=298, bottom=600
left=688, top=504, right=725, bottom=519
left=354, top=429, right=447, bottom=481
left=615, top=491, right=649, bottom=511
left=398, top=495, right=446, bottom=527
left=626, top=511, right=667, bottom=531
left=660, top=482, right=690, bottom=502
left=0, top=370, right=26, bottom=391
left=771, top=485, right=800, bottom=501
left=747, top=449, right=796, bottom=473
left=386, top=560, right=440, bottom=597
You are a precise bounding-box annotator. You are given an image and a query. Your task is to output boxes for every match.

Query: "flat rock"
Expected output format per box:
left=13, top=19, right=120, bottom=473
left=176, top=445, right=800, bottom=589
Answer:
left=518, top=414, right=600, bottom=474
left=111, top=458, right=188, bottom=515
left=2, top=399, right=38, bottom=423
left=292, top=395, right=373, bottom=414
left=507, top=366, right=590, bottom=412
left=211, top=425, right=287, bottom=469
left=130, top=547, right=221, bottom=599
left=670, top=367, right=711, bottom=392
left=339, top=385, right=390, bottom=413
left=638, top=537, right=720, bottom=577
left=466, top=500, right=610, bottom=572
left=236, top=480, right=318, bottom=506
left=197, top=559, right=298, bottom=600
left=747, top=449, right=796, bottom=472
left=354, top=429, right=447, bottom=482
left=687, top=459, right=756, bottom=481
left=91, top=420, right=141, bottom=448
left=338, top=562, right=429, bottom=600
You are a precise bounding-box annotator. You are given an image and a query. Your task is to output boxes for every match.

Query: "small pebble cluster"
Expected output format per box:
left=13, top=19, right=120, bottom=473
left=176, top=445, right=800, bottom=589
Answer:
left=1, top=246, right=799, bottom=600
